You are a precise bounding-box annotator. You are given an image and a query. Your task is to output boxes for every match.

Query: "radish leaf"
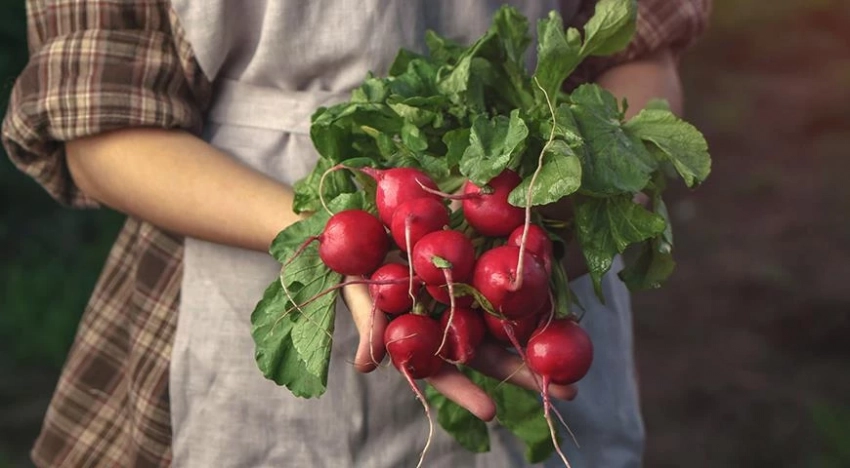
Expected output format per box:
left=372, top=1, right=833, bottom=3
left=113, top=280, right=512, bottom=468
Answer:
left=253, top=192, right=368, bottom=398
left=292, top=157, right=357, bottom=214
left=251, top=280, right=327, bottom=397
left=507, top=140, right=582, bottom=207
left=426, top=367, right=556, bottom=463
left=460, top=110, right=529, bottom=185
left=620, top=177, right=677, bottom=289
left=574, top=195, right=667, bottom=296
left=570, top=84, right=656, bottom=195
left=424, top=384, right=491, bottom=453
left=625, top=108, right=712, bottom=187
left=467, top=368, right=556, bottom=463
left=580, top=0, right=638, bottom=57
left=533, top=11, right=582, bottom=104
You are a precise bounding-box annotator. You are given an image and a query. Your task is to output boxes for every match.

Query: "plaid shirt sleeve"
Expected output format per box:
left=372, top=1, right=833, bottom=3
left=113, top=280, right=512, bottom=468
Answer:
left=1, top=0, right=212, bottom=209
left=568, top=0, right=713, bottom=87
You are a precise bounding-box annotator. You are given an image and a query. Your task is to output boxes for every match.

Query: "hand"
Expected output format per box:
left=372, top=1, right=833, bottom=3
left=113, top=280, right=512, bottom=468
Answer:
left=342, top=280, right=577, bottom=422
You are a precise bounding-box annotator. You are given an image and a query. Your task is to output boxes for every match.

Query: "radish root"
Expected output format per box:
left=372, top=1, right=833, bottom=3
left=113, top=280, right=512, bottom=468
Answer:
left=400, top=367, right=434, bottom=468
left=435, top=268, right=456, bottom=356
left=405, top=219, right=418, bottom=310
left=367, top=299, right=381, bottom=367
left=514, top=76, right=558, bottom=290
left=541, top=376, right=573, bottom=468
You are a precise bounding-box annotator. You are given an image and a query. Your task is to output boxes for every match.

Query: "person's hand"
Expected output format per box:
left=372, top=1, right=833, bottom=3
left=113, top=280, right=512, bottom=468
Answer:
left=341, top=280, right=577, bottom=421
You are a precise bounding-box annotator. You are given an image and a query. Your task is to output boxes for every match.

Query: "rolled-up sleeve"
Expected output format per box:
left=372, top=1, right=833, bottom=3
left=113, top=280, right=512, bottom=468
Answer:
left=2, top=0, right=211, bottom=208
left=568, top=0, right=713, bottom=87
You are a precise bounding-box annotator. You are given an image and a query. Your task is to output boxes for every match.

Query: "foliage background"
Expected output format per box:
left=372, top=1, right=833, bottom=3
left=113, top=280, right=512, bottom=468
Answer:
left=1, top=0, right=848, bottom=466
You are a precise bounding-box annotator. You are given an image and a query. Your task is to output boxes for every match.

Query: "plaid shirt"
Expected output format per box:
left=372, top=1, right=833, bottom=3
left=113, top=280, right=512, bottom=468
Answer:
left=2, top=1, right=710, bottom=466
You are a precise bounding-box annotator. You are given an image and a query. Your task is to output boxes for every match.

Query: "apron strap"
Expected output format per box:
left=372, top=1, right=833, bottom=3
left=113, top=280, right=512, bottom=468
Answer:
left=206, top=78, right=351, bottom=134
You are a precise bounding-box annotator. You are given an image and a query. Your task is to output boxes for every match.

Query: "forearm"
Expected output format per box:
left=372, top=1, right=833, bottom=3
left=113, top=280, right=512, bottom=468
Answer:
left=66, top=128, right=302, bottom=252
left=596, top=48, right=684, bottom=118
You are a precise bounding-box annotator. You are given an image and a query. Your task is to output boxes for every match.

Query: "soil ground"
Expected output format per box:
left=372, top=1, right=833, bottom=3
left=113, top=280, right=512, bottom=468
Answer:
left=632, top=2, right=850, bottom=466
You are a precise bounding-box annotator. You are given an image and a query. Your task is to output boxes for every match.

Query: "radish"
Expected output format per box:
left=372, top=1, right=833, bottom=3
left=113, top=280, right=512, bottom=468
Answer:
left=425, top=284, right=474, bottom=308
left=526, top=319, right=593, bottom=386
left=471, top=245, right=548, bottom=319
left=438, top=307, right=485, bottom=364
left=359, top=166, right=442, bottom=226
left=411, top=229, right=476, bottom=356
left=461, top=170, right=525, bottom=237
left=384, top=313, right=444, bottom=468
left=316, top=209, right=390, bottom=276
left=411, top=230, right=475, bottom=286
left=482, top=310, right=541, bottom=347
left=507, top=223, right=554, bottom=275
left=390, top=198, right=450, bottom=252
left=526, top=317, right=594, bottom=468
left=384, top=314, right=444, bottom=379
left=369, top=263, right=421, bottom=315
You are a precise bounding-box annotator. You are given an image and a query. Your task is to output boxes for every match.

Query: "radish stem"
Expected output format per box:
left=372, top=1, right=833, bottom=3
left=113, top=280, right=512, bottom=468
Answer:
left=414, top=179, right=488, bottom=200
left=277, top=236, right=335, bottom=339
left=515, top=76, right=558, bottom=290
left=542, top=376, right=573, bottom=468
left=280, top=277, right=408, bottom=317
left=317, top=164, right=350, bottom=216
left=435, top=268, right=456, bottom=356
left=405, top=218, right=418, bottom=310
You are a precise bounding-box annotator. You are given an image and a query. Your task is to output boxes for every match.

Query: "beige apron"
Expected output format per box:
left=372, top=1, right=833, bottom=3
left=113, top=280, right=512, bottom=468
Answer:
left=168, top=1, right=644, bottom=466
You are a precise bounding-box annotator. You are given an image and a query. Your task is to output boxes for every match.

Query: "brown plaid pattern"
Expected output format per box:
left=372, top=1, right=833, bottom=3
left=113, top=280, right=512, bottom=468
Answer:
left=1, top=1, right=708, bottom=466
left=2, top=1, right=209, bottom=466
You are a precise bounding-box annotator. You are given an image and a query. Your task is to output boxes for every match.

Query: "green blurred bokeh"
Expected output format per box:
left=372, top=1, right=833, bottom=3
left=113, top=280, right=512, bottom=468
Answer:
left=1, top=1, right=849, bottom=467
left=0, top=3, right=124, bottom=369
left=0, top=2, right=123, bottom=466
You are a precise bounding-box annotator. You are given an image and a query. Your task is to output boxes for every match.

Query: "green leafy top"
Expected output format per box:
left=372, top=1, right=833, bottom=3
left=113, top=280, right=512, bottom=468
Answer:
left=295, top=1, right=708, bottom=291
left=251, top=0, right=711, bottom=463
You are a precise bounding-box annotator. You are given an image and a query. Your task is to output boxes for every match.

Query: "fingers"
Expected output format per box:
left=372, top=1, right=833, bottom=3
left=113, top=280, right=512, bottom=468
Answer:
left=342, top=278, right=387, bottom=373
left=343, top=277, right=575, bottom=420
left=469, top=341, right=577, bottom=401
left=426, top=363, right=497, bottom=422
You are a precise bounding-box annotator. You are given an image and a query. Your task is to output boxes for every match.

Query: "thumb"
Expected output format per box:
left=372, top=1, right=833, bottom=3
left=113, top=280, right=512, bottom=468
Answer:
left=341, top=277, right=387, bottom=373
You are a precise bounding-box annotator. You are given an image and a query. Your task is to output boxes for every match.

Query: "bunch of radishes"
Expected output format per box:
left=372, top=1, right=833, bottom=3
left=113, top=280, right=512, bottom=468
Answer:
left=297, top=163, right=593, bottom=464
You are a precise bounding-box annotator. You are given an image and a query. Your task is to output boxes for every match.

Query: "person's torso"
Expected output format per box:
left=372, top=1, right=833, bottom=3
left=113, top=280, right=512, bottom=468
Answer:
left=168, top=3, right=644, bottom=468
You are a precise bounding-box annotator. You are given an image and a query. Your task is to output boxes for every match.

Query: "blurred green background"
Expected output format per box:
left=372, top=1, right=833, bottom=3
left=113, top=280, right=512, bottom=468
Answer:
left=0, top=2, right=125, bottom=466
left=1, top=1, right=849, bottom=467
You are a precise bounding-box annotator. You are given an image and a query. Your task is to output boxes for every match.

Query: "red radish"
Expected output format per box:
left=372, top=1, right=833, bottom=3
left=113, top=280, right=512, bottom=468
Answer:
left=526, top=319, right=592, bottom=468
left=384, top=314, right=444, bottom=379
left=527, top=319, right=593, bottom=386
left=390, top=198, right=450, bottom=252
left=369, top=263, right=420, bottom=315
left=412, top=230, right=476, bottom=356
left=411, top=230, right=475, bottom=286
left=471, top=245, right=548, bottom=319
left=526, top=318, right=593, bottom=467
left=508, top=223, right=554, bottom=275
left=359, top=166, right=441, bottom=226
left=384, top=313, right=444, bottom=468
left=438, top=307, right=485, bottom=364
left=425, top=284, right=474, bottom=308
left=462, top=170, right=525, bottom=237
left=482, top=310, right=541, bottom=347
left=317, top=209, right=389, bottom=276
